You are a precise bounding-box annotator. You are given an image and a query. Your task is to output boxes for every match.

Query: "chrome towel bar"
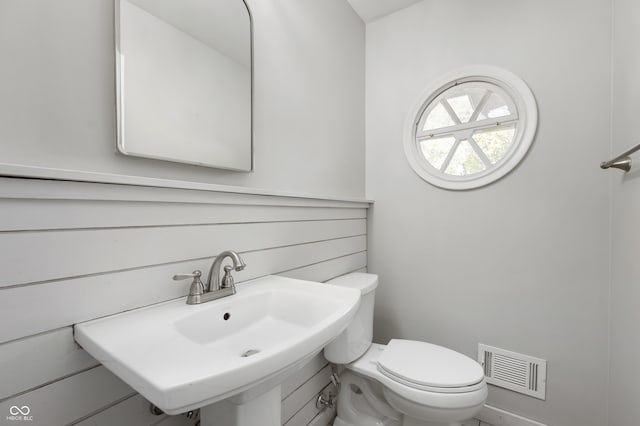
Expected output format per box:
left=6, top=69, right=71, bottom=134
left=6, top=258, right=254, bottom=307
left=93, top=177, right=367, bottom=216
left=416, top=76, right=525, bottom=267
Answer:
left=601, top=142, right=640, bottom=172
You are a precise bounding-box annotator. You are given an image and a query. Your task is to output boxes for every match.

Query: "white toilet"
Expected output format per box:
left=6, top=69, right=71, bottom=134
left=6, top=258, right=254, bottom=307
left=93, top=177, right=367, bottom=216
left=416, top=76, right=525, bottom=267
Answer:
left=324, top=273, right=487, bottom=426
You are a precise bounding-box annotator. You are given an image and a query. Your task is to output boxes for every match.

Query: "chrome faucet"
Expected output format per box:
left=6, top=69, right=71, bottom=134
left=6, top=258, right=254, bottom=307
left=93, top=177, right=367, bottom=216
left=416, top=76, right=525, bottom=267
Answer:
left=173, top=250, right=246, bottom=305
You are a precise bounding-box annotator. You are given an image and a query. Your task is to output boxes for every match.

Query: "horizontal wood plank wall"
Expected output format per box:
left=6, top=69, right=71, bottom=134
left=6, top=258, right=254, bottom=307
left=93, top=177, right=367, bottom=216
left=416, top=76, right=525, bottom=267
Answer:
left=0, top=177, right=369, bottom=426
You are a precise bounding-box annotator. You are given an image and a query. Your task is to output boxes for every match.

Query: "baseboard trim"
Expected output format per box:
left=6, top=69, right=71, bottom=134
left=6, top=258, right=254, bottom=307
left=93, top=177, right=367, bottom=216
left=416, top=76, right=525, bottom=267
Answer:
left=476, top=405, right=548, bottom=426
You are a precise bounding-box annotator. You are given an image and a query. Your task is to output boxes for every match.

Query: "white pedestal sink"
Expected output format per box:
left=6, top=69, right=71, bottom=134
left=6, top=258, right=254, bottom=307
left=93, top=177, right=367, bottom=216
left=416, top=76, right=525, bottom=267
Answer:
left=74, top=275, right=361, bottom=426
left=201, top=385, right=282, bottom=426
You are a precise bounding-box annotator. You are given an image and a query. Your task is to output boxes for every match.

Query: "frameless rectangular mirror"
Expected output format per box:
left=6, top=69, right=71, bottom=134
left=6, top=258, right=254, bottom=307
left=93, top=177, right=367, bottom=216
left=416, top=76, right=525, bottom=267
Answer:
left=115, top=0, right=253, bottom=171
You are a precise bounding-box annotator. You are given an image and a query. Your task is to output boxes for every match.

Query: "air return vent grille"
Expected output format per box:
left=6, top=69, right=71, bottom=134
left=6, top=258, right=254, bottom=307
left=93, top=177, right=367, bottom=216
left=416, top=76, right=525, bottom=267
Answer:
left=478, top=344, right=547, bottom=400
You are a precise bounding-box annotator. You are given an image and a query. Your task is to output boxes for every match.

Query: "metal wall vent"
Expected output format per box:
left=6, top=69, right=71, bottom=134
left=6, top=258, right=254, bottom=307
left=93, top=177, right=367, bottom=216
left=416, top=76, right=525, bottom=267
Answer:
left=478, top=344, right=547, bottom=400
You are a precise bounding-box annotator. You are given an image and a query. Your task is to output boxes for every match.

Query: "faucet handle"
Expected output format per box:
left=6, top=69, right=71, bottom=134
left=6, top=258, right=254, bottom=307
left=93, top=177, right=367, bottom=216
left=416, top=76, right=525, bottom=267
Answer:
left=220, top=265, right=237, bottom=294
left=173, top=270, right=202, bottom=281
left=173, top=270, right=205, bottom=305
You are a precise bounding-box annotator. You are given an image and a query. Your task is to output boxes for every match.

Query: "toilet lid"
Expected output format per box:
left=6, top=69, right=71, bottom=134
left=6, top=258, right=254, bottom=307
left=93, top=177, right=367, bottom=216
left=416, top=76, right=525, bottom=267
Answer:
left=377, top=339, right=484, bottom=389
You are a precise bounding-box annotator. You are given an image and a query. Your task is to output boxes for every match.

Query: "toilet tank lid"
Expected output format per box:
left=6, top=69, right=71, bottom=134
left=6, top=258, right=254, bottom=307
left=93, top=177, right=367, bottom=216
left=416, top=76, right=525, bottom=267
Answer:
left=326, top=273, right=378, bottom=295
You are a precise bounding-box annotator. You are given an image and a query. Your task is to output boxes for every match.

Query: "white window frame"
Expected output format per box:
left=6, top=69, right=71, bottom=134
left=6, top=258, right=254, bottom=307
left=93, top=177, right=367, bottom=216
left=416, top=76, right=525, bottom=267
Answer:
left=403, top=65, right=538, bottom=190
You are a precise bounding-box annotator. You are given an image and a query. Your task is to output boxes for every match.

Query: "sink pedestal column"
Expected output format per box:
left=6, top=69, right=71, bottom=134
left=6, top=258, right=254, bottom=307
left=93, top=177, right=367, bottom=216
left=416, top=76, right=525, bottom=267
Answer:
left=200, top=385, right=281, bottom=426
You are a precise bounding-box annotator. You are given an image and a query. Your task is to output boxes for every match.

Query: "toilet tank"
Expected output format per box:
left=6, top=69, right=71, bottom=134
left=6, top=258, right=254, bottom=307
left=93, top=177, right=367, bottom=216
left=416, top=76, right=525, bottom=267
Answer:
left=323, top=273, right=378, bottom=364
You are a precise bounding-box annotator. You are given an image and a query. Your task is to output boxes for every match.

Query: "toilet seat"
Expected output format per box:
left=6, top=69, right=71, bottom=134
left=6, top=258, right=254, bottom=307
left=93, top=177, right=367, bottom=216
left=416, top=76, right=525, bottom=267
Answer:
left=377, top=339, right=485, bottom=393
left=346, top=342, right=487, bottom=411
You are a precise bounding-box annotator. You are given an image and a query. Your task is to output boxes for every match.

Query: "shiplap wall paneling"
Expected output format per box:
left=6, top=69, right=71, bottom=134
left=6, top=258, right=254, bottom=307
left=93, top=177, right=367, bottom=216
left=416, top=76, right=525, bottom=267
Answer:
left=282, top=356, right=341, bottom=426
left=0, top=366, right=134, bottom=426
left=279, top=252, right=367, bottom=283
left=74, top=394, right=175, bottom=426
left=0, top=235, right=367, bottom=343
left=0, top=327, right=98, bottom=401
left=0, top=199, right=366, bottom=232
left=284, top=382, right=336, bottom=426
left=282, top=365, right=333, bottom=423
left=281, top=353, right=329, bottom=400
left=0, top=178, right=368, bottom=426
left=0, top=219, right=366, bottom=287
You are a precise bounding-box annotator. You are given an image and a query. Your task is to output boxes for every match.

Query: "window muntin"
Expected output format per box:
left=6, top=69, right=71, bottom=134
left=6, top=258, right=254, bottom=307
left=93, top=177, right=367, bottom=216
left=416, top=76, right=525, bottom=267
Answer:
left=416, top=82, right=518, bottom=177
left=403, top=66, right=537, bottom=190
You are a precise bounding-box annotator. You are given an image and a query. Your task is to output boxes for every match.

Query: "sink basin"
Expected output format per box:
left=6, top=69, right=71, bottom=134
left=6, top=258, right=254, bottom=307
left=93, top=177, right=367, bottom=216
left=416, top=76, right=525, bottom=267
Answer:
left=74, top=275, right=360, bottom=416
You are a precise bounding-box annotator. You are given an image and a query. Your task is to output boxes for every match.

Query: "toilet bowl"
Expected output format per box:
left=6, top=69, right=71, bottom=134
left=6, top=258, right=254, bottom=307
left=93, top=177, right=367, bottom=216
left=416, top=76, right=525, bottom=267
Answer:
left=324, top=273, right=487, bottom=426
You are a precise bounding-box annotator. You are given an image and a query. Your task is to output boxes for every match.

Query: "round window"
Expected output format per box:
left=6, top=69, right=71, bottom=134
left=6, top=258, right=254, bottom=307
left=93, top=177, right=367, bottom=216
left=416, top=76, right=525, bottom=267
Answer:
left=403, top=66, right=537, bottom=190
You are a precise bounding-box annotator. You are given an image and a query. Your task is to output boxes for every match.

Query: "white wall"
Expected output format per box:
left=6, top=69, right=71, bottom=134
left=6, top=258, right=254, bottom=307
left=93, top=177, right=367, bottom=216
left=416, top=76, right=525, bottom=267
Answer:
left=365, top=1, right=611, bottom=425
left=0, top=0, right=365, bottom=199
left=608, top=0, right=640, bottom=424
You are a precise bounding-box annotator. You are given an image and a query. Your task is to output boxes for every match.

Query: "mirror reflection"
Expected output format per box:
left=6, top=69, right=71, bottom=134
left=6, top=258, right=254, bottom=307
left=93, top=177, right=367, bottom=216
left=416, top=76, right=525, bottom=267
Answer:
left=116, top=0, right=252, bottom=171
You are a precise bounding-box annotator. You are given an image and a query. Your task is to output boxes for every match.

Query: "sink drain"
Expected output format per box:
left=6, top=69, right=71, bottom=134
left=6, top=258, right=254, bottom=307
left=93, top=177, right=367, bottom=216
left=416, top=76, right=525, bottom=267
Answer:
left=240, top=349, right=260, bottom=357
